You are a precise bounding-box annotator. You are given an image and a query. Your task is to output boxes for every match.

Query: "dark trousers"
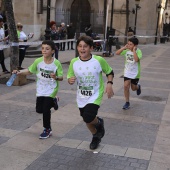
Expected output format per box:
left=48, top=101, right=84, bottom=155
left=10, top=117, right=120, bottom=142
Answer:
left=55, top=43, right=59, bottom=59
left=0, top=50, right=8, bottom=72
left=19, top=48, right=26, bottom=67
left=67, top=41, right=74, bottom=49
left=60, top=42, right=65, bottom=51
left=36, top=96, right=54, bottom=129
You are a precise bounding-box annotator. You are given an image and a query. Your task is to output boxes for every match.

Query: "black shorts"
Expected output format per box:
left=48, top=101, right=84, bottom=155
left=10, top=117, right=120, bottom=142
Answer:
left=79, top=104, right=100, bottom=123
left=124, top=77, right=139, bottom=85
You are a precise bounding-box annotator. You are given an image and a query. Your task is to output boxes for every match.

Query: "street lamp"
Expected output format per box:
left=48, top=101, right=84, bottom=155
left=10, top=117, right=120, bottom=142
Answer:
left=154, top=4, right=162, bottom=45
left=44, top=0, right=51, bottom=40
left=134, top=0, right=141, bottom=35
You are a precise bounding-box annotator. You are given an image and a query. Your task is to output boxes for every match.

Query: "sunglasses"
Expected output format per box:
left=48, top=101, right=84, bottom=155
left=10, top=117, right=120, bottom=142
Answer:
left=17, top=26, right=23, bottom=28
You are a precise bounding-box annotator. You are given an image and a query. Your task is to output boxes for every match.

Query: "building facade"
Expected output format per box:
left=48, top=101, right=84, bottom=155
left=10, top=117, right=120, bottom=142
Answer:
left=0, top=0, right=169, bottom=43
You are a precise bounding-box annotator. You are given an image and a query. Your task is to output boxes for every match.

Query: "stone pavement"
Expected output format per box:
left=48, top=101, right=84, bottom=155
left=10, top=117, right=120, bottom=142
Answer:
left=0, top=42, right=170, bottom=170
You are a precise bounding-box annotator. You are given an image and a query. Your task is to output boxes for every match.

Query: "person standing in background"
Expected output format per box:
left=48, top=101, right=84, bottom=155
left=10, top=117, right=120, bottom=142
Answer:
left=0, top=15, right=10, bottom=75
left=85, top=24, right=92, bottom=37
left=59, top=23, right=67, bottom=51
left=67, top=23, right=75, bottom=50
left=17, top=22, right=28, bottom=69
left=50, top=21, right=60, bottom=59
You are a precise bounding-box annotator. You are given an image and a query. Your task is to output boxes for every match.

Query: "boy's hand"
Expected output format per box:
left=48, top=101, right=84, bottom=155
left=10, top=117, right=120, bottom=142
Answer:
left=50, top=73, right=56, bottom=80
left=123, top=44, right=128, bottom=50
left=133, top=46, right=137, bottom=51
left=68, top=77, right=76, bottom=85
left=105, top=83, right=114, bottom=98
left=12, top=70, right=21, bottom=75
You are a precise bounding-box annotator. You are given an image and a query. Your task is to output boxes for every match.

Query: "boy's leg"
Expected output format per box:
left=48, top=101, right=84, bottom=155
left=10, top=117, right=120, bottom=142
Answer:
left=131, top=79, right=141, bottom=95
left=79, top=104, right=104, bottom=149
left=39, top=97, right=53, bottom=139
left=36, top=97, right=43, bottom=114
left=123, top=77, right=131, bottom=109
left=124, top=79, right=131, bottom=102
left=42, top=97, right=54, bottom=129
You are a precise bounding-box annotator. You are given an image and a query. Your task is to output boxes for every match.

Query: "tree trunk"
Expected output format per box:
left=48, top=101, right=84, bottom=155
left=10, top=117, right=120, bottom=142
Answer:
left=3, top=0, right=19, bottom=71
left=3, top=0, right=26, bottom=86
left=124, top=0, right=129, bottom=45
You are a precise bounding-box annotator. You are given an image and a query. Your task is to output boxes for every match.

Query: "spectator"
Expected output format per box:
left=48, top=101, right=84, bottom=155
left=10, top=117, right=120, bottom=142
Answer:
left=0, top=15, right=9, bottom=74
left=127, top=27, right=134, bottom=37
left=16, top=22, right=28, bottom=69
left=85, top=24, right=92, bottom=37
left=59, top=22, right=67, bottom=51
left=50, top=21, right=60, bottom=59
left=67, top=23, right=75, bottom=50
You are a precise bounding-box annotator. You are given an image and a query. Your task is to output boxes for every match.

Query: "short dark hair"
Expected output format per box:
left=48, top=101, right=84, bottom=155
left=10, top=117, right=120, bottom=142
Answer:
left=128, top=37, right=139, bottom=45
left=42, top=40, right=55, bottom=50
left=77, top=35, right=93, bottom=47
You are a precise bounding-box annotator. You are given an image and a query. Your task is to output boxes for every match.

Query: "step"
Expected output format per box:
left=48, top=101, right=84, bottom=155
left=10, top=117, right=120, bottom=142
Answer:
left=25, top=50, right=42, bottom=55
left=26, top=45, right=41, bottom=51
left=25, top=54, right=42, bottom=58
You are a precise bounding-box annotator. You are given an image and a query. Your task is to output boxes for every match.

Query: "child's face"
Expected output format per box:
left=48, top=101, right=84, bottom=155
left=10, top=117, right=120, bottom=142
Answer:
left=42, top=44, right=54, bottom=58
left=127, top=41, right=135, bottom=51
left=77, top=41, right=93, bottom=59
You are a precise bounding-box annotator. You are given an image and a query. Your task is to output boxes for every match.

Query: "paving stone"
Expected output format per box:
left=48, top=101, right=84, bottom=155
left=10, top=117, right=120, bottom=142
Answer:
left=25, top=145, right=149, bottom=170
left=125, top=148, right=152, bottom=160
left=64, top=118, right=157, bottom=151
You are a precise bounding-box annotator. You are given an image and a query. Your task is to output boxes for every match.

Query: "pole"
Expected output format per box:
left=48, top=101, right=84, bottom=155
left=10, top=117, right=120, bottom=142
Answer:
left=154, top=11, right=160, bottom=45
left=134, top=5, right=138, bottom=35
left=75, top=0, right=81, bottom=57
left=44, top=0, right=51, bottom=40
left=110, top=0, right=114, bottom=29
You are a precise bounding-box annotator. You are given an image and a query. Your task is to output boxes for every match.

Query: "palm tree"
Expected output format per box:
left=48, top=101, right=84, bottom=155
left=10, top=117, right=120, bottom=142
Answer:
left=3, top=0, right=19, bottom=71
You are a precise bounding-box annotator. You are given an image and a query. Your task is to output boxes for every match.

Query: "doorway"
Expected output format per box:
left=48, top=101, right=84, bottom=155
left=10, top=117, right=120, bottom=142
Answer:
left=70, top=0, right=91, bottom=32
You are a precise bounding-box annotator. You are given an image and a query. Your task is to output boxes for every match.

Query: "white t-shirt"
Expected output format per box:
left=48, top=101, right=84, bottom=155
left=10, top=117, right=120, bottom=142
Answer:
left=67, top=55, right=113, bottom=108
left=120, top=49, right=142, bottom=79
left=28, top=57, right=63, bottom=98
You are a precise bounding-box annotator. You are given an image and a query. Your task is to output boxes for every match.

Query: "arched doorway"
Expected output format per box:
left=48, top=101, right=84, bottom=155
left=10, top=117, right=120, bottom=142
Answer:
left=70, top=0, right=91, bottom=32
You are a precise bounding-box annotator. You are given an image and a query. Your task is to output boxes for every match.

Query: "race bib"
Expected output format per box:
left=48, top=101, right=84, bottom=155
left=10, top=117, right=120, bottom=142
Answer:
left=78, top=86, right=94, bottom=98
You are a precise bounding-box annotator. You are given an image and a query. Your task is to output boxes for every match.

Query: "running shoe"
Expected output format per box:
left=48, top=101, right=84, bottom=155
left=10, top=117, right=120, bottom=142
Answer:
left=53, top=97, right=59, bottom=110
left=137, top=83, right=141, bottom=95
left=122, top=102, right=130, bottom=110
left=96, top=117, right=105, bottom=138
left=89, top=136, right=101, bottom=150
left=39, top=128, right=52, bottom=139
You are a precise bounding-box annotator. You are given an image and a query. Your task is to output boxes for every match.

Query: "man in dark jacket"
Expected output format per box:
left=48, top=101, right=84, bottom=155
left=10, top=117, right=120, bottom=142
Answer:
left=67, top=23, right=75, bottom=50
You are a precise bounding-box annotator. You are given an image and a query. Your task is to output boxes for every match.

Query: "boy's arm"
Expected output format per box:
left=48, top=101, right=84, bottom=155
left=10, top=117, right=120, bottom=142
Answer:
left=105, top=72, right=114, bottom=99
left=12, top=69, right=32, bottom=75
left=133, top=46, right=142, bottom=62
left=115, top=44, right=127, bottom=55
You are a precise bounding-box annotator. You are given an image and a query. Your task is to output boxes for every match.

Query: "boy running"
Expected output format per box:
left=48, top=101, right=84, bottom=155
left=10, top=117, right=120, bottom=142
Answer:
left=116, top=37, right=142, bottom=110
left=67, top=35, right=114, bottom=150
left=13, top=40, right=63, bottom=139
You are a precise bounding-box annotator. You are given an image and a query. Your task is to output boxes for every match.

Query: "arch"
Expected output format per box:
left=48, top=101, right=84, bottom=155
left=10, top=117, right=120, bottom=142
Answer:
left=70, top=0, right=91, bottom=32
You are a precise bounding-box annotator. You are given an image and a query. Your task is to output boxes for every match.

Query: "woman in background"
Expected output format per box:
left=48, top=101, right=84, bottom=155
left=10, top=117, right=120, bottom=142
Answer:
left=0, top=15, right=9, bottom=74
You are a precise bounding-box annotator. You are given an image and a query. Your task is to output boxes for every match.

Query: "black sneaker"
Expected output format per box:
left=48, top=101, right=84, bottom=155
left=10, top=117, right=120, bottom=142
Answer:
left=89, top=136, right=101, bottom=150
left=137, top=84, right=141, bottom=95
left=96, top=117, right=105, bottom=138
left=122, top=102, right=130, bottom=110
left=53, top=97, right=59, bottom=110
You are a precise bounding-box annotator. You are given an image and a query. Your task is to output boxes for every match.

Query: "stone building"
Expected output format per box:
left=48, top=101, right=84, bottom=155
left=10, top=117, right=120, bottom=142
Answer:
left=0, top=0, right=169, bottom=43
